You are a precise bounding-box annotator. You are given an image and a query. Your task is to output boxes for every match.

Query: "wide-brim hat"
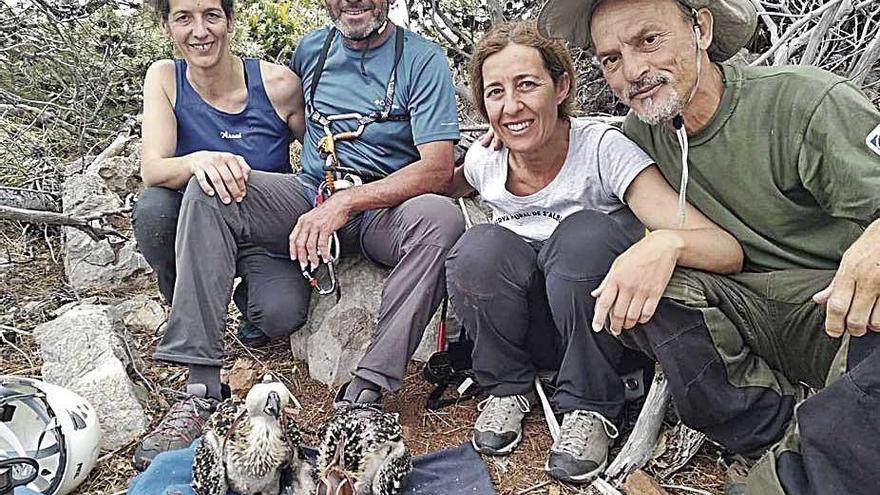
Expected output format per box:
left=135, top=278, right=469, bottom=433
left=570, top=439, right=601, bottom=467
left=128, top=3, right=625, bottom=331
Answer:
left=537, top=0, right=758, bottom=61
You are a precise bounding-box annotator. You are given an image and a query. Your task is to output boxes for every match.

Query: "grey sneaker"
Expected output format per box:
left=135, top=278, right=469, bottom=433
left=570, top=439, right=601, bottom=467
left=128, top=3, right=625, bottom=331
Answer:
left=132, top=385, right=218, bottom=471
left=472, top=395, right=531, bottom=455
left=545, top=410, right=619, bottom=483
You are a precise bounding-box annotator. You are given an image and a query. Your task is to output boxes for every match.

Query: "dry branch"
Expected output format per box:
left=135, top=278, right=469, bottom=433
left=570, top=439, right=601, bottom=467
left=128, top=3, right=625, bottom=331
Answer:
left=605, top=368, right=671, bottom=480
left=0, top=205, right=124, bottom=241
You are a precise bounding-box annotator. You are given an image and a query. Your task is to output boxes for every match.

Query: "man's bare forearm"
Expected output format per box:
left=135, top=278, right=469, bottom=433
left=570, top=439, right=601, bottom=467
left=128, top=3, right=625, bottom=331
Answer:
left=328, top=158, right=453, bottom=214
left=655, top=228, right=744, bottom=275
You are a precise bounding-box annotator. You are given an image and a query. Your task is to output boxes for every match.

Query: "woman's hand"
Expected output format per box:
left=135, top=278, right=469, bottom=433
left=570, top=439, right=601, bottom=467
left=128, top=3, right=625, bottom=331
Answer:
left=188, top=151, right=251, bottom=204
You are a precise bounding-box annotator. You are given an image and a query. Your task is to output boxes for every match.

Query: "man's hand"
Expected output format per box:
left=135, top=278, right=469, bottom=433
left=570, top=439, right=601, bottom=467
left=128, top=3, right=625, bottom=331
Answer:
left=478, top=129, right=503, bottom=150
left=813, top=222, right=880, bottom=337
left=289, top=194, right=351, bottom=270
left=188, top=151, right=251, bottom=204
left=591, top=231, right=682, bottom=335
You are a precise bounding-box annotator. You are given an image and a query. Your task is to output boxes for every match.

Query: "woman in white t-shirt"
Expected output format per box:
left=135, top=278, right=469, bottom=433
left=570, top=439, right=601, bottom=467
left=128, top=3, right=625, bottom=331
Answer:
left=445, top=22, right=743, bottom=484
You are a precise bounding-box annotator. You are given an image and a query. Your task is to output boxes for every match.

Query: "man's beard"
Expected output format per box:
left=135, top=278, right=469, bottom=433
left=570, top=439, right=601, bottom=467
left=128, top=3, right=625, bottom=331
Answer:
left=331, top=7, right=388, bottom=41
left=623, top=73, right=686, bottom=126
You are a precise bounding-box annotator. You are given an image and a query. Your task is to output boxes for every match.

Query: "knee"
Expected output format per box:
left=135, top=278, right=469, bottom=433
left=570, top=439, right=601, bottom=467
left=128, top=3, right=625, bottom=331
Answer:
left=249, top=296, right=308, bottom=339
left=133, top=187, right=181, bottom=229
left=446, top=224, right=533, bottom=295
left=133, top=187, right=181, bottom=248
left=540, top=210, right=630, bottom=276
left=400, top=195, right=465, bottom=251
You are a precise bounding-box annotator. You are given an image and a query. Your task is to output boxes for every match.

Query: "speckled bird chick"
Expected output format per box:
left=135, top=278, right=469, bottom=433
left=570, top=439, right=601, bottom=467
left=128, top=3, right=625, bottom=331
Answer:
left=315, top=404, right=412, bottom=495
left=192, top=376, right=312, bottom=495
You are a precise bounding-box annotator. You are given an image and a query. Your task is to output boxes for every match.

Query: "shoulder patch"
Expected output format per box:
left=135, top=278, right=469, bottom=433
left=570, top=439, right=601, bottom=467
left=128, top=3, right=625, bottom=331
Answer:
left=867, top=123, right=880, bottom=157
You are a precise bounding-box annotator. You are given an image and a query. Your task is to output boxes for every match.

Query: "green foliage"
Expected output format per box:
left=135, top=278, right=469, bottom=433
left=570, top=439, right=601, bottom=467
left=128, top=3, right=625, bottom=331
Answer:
left=236, top=0, right=329, bottom=63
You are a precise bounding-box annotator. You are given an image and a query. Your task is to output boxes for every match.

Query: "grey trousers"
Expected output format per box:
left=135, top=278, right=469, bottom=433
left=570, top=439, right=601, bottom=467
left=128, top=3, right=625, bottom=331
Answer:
left=153, top=171, right=465, bottom=392
left=446, top=210, right=647, bottom=419
left=132, top=186, right=310, bottom=338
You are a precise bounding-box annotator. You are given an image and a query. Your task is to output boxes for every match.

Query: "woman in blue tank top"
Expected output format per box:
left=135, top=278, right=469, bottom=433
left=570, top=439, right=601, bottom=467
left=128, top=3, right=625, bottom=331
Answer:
left=133, top=0, right=306, bottom=349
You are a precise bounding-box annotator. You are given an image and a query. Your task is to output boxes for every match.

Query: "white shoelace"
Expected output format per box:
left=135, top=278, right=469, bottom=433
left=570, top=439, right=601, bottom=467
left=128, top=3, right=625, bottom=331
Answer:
left=555, top=410, right=620, bottom=457
left=476, top=395, right=530, bottom=432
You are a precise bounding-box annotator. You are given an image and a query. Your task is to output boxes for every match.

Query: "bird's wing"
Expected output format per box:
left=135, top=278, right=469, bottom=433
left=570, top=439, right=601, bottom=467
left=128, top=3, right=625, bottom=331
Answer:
left=192, top=433, right=228, bottom=495
left=205, top=398, right=241, bottom=439
left=281, top=412, right=303, bottom=452
left=371, top=440, right=412, bottom=495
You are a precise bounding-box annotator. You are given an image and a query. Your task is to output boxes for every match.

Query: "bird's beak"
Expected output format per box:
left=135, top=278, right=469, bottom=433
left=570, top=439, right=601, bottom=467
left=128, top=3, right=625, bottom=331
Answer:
left=318, top=472, right=355, bottom=495
left=264, top=391, right=281, bottom=418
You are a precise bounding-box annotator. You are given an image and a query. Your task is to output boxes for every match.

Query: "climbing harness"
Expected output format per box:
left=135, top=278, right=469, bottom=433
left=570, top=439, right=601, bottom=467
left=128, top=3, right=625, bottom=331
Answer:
left=300, top=25, right=407, bottom=300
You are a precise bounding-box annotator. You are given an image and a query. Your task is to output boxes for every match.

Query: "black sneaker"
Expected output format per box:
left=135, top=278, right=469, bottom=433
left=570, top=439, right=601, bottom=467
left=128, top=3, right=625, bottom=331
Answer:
left=236, top=318, right=270, bottom=348
left=333, top=378, right=382, bottom=409
left=132, top=385, right=218, bottom=471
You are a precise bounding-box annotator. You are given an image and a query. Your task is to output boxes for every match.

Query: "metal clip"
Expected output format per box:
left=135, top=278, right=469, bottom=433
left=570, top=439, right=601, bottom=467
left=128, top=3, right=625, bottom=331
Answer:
left=301, top=232, right=341, bottom=298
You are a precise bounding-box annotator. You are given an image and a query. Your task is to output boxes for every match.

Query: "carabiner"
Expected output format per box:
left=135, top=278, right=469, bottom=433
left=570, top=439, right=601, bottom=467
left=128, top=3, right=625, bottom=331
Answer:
left=301, top=232, right=341, bottom=298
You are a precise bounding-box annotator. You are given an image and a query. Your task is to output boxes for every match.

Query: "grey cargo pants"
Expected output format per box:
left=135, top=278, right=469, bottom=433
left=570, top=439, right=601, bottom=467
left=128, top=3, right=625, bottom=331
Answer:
left=132, top=186, right=310, bottom=338
left=154, top=171, right=465, bottom=392
left=618, top=268, right=880, bottom=495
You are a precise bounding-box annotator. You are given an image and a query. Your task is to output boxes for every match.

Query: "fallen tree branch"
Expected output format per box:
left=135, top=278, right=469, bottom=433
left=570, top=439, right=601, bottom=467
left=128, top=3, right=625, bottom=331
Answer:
left=0, top=204, right=124, bottom=241
left=605, top=368, right=671, bottom=480
left=850, top=24, right=880, bottom=86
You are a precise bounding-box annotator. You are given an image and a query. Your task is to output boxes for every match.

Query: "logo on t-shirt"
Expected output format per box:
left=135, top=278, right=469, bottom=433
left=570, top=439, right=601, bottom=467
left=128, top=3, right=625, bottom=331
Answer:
left=220, top=131, right=242, bottom=140
left=867, top=123, right=880, bottom=157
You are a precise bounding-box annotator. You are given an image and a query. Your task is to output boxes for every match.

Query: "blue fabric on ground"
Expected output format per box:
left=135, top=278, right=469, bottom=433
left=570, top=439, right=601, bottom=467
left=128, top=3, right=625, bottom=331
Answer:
left=126, top=439, right=495, bottom=495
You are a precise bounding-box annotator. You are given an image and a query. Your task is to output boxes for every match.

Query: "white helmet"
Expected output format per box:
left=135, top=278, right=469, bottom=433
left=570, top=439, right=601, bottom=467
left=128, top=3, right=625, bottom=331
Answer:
left=0, top=377, right=100, bottom=495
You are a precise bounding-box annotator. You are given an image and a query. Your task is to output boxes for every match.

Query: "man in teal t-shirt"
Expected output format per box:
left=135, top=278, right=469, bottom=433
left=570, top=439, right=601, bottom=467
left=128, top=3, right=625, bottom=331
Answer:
left=539, top=0, right=880, bottom=493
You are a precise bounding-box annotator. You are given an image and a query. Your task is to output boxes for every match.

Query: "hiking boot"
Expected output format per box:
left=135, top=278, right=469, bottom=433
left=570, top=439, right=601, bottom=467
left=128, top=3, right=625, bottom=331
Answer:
left=333, top=377, right=382, bottom=409
left=545, top=410, right=619, bottom=484
left=472, top=394, right=531, bottom=455
left=236, top=318, right=270, bottom=348
left=132, top=385, right=218, bottom=471
left=724, top=456, right=754, bottom=495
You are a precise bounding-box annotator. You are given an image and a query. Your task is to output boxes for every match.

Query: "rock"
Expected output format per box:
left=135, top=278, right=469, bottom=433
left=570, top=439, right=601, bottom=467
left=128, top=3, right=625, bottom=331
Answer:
left=33, top=304, right=148, bottom=452
left=289, top=255, right=447, bottom=387
left=74, top=359, right=149, bottom=452
left=62, top=171, right=152, bottom=291
left=113, top=295, right=166, bottom=334
left=623, top=470, right=669, bottom=495
left=227, top=358, right=260, bottom=398
left=289, top=198, right=483, bottom=387
left=86, top=154, right=143, bottom=200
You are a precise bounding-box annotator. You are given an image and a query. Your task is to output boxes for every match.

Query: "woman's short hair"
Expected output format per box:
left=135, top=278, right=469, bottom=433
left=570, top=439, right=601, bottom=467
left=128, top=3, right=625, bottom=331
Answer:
left=149, top=0, right=234, bottom=20
left=469, top=21, right=577, bottom=121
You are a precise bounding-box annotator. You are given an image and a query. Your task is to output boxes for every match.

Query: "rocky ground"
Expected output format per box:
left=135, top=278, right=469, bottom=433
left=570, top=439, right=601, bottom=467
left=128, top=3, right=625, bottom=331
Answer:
left=0, top=227, right=729, bottom=495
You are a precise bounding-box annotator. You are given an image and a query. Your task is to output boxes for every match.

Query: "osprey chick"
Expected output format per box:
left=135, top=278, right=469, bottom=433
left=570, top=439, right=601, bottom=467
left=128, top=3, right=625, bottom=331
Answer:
left=192, top=376, right=311, bottom=495
left=315, top=404, right=412, bottom=495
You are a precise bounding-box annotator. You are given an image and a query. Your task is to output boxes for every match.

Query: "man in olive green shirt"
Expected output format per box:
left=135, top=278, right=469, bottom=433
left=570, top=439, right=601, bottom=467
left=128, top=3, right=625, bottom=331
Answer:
left=539, top=0, right=880, bottom=494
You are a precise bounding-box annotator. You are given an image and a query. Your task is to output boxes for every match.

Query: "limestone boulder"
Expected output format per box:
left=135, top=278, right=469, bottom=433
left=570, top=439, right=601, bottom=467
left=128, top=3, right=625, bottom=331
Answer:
left=61, top=164, right=152, bottom=291
left=113, top=295, right=166, bottom=335
left=33, top=304, right=148, bottom=452
left=289, top=198, right=482, bottom=387
left=289, top=255, right=445, bottom=387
